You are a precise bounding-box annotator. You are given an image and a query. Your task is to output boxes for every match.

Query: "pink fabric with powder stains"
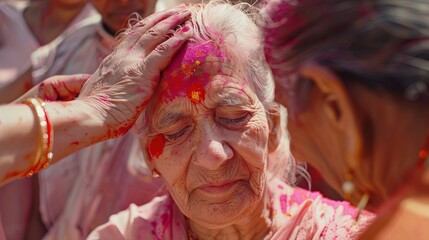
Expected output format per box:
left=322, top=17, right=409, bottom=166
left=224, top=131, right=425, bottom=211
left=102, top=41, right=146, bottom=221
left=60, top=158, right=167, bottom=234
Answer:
left=87, top=178, right=374, bottom=239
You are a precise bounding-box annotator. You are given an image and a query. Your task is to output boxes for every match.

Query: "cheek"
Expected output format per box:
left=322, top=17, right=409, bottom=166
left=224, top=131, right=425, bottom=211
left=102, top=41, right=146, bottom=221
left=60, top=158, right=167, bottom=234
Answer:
left=233, top=122, right=270, bottom=167
left=147, top=135, right=166, bottom=160
left=155, top=139, right=194, bottom=187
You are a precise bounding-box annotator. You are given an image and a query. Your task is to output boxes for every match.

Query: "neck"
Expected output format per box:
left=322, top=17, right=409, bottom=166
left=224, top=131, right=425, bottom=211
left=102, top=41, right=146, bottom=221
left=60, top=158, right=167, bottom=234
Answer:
left=354, top=93, right=429, bottom=209
left=188, top=191, right=273, bottom=240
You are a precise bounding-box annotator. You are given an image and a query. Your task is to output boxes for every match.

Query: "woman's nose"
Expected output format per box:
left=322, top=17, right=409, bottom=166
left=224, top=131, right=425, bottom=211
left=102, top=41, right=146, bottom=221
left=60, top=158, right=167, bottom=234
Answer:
left=193, top=126, right=233, bottom=170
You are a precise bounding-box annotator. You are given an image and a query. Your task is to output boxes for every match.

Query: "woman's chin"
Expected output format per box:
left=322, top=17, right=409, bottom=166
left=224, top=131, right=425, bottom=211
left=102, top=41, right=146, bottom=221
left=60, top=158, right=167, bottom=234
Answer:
left=190, top=201, right=248, bottom=228
left=186, top=189, right=259, bottom=228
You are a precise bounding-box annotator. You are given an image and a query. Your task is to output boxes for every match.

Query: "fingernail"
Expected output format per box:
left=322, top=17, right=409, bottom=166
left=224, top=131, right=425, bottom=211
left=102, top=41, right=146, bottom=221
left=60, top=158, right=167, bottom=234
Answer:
left=181, top=25, right=190, bottom=33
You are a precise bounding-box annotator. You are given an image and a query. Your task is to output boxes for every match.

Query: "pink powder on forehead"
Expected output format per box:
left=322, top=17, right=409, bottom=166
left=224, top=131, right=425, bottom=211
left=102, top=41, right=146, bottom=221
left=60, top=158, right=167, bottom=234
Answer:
left=159, top=42, right=227, bottom=104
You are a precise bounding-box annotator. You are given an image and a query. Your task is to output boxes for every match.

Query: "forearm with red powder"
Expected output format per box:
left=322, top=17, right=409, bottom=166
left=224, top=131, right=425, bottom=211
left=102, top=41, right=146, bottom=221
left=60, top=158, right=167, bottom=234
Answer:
left=0, top=100, right=108, bottom=185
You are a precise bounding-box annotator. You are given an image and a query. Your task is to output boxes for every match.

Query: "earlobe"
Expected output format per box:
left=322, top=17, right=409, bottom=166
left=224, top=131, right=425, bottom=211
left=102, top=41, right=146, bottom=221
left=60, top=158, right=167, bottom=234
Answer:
left=298, top=62, right=363, bottom=169
left=139, top=138, right=157, bottom=170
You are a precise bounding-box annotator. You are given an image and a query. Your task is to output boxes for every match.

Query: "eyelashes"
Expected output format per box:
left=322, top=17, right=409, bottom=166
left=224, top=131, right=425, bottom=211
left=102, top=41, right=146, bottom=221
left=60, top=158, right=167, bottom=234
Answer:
left=165, top=125, right=192, bottom=142
left=163, top=112, right=251, bottom=142
left=215, top=113, right=251, bottom=130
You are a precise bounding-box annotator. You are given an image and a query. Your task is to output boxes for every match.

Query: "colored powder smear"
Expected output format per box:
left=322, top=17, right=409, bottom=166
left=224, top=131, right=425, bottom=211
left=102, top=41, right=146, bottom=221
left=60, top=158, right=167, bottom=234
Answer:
left=148, top=134, right=166, bottom=159
left=159, top=42, right=227, bottom=104
left=186, top=82, right=205, bottom=104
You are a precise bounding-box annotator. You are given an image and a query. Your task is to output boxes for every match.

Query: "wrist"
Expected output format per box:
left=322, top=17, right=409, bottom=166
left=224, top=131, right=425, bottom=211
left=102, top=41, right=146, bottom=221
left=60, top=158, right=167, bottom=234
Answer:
left=43, top=100, right=109, bottom=160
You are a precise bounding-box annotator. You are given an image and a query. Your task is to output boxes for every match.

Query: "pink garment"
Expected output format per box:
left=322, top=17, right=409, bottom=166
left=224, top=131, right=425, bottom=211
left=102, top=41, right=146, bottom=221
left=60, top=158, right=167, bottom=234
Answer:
left=31, top=6, right=104, bottom=82
left=0, top=2, right=38, bottom=88
left=88, top=178, right=374, bottom=240
left=0, top=3, right=97, bottom=88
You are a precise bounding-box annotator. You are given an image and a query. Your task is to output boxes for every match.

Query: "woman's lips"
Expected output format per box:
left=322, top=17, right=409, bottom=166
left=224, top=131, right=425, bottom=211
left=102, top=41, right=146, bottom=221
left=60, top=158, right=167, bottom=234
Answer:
left=198, top=180, right=241, bottom=194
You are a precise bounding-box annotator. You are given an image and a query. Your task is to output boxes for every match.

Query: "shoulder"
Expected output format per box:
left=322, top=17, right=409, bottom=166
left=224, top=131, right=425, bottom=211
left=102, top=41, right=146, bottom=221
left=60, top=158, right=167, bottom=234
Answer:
left=269, top=179, right=374, bottom=240
left=87, top=195, right=174, bottom=240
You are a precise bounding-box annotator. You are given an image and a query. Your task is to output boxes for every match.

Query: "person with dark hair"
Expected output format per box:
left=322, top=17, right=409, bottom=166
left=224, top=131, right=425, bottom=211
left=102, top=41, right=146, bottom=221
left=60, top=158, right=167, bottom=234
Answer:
left=263, top=0, right=429, bottom=238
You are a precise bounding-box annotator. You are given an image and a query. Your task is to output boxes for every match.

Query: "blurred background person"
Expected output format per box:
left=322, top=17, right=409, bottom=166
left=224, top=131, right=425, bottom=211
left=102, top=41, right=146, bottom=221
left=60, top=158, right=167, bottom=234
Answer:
left=0, top=0, right=96, bottom=103
left=0, top=0, right=169, bottom=239
left=263, top=0, right=429, bottom=238
left=0, top=1, right=96, bottom=239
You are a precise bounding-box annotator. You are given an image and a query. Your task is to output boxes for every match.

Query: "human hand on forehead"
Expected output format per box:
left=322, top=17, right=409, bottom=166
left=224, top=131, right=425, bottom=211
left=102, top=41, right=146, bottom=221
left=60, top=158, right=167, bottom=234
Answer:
left=78, top=5, right=193, bottom=138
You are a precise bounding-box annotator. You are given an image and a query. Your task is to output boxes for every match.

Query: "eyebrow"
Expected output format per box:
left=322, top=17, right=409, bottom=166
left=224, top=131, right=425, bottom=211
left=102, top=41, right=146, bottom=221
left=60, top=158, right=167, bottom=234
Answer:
left=210, top=89, right=253, bottom=107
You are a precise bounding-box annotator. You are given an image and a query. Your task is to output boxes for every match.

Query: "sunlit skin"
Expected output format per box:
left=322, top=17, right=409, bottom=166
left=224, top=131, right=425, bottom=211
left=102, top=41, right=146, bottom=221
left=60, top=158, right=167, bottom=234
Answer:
left=274, top=63, right=429, bottom=209
left=143, top=43, right=273, bottom=238
left=90, top=0, right=157, bottom=34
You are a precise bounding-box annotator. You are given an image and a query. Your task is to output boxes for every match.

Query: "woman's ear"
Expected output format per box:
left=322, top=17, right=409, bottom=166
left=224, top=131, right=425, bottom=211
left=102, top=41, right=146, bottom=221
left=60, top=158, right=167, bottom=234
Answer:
left=139, top=138, right=157, bottom=171
left=267, top=103, right=282, bottom=153
left=298, top=62, right=364, bottom=170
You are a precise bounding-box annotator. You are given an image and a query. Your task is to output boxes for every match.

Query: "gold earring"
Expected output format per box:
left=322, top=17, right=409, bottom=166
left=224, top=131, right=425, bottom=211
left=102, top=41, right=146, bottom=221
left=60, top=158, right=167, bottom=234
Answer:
left=342, top=172, right=355, bottom=200
left=342, top=171, right=370, bottom=220
left=152, top=169, right=160, bottom=178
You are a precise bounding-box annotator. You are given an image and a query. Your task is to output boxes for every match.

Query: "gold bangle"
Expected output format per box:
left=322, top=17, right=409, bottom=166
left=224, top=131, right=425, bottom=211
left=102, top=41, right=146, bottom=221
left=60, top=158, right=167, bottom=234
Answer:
left=38, top=99, right=54, bottom=170
left=21, top=98, right=53, bottom=176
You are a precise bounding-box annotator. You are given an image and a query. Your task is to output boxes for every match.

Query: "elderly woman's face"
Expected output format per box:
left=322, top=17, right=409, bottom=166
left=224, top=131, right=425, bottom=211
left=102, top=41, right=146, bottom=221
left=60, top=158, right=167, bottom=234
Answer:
left=144, top=43, right=270, bottom=226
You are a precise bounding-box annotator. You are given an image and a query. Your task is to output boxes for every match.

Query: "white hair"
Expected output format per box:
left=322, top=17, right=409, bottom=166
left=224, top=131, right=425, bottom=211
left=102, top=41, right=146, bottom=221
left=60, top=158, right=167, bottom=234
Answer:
left=131, top=0, right=301, bottom=185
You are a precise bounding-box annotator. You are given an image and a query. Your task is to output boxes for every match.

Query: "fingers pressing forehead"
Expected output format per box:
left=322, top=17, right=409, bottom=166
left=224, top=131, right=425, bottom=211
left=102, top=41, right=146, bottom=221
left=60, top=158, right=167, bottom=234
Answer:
left=133, top=11, right=191, bottom=53
left=118, top=6, right=190, bottom=50
left=144, top=21, right=193, bottom=73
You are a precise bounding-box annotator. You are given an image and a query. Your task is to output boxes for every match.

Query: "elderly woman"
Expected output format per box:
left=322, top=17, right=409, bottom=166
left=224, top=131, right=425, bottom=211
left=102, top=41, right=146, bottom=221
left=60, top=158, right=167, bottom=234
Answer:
left=263, top=0, right=429, bottom=238
left=87, top=2, right=373, bottom=239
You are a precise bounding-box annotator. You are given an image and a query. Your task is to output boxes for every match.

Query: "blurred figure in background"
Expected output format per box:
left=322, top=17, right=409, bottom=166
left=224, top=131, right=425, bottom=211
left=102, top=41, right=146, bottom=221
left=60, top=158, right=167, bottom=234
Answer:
left=0, top=1, right=96, bottom=239
left=0, top=0, right=166, bottom=239
left=0, top=0, right=96, bottom=103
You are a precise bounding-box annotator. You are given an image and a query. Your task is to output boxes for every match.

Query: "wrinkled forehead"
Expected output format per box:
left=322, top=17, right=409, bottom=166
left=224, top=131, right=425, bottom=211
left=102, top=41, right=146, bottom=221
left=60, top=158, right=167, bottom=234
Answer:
left=157, top=42, right=246, bottom=103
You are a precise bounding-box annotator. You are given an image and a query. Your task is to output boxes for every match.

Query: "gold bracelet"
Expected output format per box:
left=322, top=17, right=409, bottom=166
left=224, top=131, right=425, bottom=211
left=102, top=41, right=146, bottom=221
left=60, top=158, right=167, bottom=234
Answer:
left=21, top=98, right=54, bottom=177
left=38, top=99, right=54, bottom=170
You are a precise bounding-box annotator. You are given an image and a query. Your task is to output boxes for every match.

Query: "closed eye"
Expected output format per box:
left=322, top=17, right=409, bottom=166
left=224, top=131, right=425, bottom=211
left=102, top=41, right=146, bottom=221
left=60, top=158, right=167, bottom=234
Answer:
left=216, top=113, right=251, bottom=130
left=164, top=125, right=192, bottom=142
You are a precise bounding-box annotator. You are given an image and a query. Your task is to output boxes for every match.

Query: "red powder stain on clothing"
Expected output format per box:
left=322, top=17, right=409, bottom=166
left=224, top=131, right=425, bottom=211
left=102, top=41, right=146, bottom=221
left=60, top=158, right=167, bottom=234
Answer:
left=186, top=83, right=205, bottom=104
left=70, top=141, right=79, bottom=146
left=148, top=134, right=165, bottom=159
